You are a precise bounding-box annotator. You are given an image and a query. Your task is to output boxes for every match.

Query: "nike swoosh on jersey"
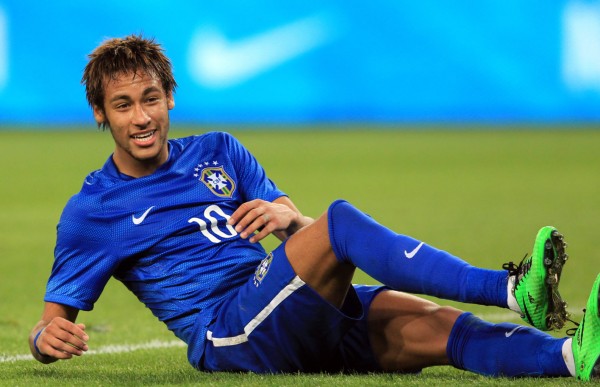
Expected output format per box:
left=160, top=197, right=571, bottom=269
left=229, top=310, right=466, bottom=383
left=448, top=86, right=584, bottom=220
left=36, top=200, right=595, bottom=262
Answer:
left=132, top=206, right=155, bottom=225
left=505, top=326, right=521, bottom=338
left=188, top=13, right=338, bottom=88
left=404, top=242, right=424, bottom=259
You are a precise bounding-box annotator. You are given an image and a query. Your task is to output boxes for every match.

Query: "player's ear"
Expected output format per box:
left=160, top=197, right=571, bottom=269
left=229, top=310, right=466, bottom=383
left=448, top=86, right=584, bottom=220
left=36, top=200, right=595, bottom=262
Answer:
left=167, top=93, right=175, bottom=110
left=93, top=105, right=106, bottom=126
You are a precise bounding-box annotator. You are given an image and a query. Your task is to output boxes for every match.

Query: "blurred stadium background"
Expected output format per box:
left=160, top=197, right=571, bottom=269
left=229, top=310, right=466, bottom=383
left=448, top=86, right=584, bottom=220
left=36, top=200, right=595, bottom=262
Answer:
left=1, top=0, right=600, bottom=126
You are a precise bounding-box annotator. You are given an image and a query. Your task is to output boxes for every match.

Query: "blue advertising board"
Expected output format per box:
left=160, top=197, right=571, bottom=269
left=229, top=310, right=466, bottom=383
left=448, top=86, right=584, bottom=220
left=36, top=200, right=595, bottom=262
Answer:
left=0, top=1, right=599, bottom=125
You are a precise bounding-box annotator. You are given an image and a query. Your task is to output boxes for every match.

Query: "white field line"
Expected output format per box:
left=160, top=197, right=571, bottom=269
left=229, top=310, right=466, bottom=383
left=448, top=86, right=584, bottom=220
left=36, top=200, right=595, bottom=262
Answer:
left=0, top=339, right=186, bottom=363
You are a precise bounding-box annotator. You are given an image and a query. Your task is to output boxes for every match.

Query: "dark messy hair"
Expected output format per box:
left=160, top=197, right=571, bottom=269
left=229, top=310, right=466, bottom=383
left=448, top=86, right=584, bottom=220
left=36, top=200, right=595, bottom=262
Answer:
left=81, top=34, right=177, bottom=127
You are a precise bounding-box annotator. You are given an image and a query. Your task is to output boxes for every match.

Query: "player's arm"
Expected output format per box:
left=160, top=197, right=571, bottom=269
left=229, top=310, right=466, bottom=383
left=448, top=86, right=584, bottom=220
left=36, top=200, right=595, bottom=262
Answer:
left=29, top=302, right=89, bottom=364
left=229, top=196, right=314, bottom=243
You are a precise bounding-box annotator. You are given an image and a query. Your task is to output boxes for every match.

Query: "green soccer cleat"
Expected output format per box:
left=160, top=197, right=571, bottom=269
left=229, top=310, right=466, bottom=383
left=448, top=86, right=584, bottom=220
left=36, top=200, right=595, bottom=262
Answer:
left=572, top=273, right=600, bottom=381
left=503, top=226, right=569, bottom=331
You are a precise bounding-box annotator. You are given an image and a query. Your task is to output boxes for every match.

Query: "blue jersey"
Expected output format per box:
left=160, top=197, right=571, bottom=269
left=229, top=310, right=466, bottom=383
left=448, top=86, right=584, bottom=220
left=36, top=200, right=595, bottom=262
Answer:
left=45, top=131, right=286, bottom=363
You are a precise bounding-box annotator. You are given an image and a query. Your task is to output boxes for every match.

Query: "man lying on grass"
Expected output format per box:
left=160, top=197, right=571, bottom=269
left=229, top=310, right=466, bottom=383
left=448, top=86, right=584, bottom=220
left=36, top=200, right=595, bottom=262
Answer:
left=29, top=34, right=599, bottom=381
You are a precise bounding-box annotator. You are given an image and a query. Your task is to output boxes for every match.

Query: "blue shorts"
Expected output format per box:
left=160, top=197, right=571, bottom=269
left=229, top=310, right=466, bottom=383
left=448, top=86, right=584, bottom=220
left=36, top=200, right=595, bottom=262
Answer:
left=201, top=241, right=387, bottom=373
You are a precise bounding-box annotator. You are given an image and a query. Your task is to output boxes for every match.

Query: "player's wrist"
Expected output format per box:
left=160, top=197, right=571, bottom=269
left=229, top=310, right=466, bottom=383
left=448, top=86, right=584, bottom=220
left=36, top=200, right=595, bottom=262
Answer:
left=33, top=328, right=51, bottom=358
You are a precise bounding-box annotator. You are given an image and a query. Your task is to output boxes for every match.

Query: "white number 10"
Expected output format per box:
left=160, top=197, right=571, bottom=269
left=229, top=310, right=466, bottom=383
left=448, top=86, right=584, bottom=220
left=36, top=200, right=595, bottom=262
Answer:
left=188, top=205, right=238, bottom=243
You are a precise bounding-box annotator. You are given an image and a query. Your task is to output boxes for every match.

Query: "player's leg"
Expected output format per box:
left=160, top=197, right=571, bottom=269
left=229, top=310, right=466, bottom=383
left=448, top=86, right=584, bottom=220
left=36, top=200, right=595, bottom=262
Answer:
left=324, top=199, right=504, bottom=304
left=284, top=201, right=507, bottom=310
left=366, top=290, right=462, bottom=372
left=324, top=199, right=568, bottom=330
left=366, top=290, right=572, bottom=377
left=284, top=199, right=568, bottom=333
left=447, top=274, right=600, bottom=379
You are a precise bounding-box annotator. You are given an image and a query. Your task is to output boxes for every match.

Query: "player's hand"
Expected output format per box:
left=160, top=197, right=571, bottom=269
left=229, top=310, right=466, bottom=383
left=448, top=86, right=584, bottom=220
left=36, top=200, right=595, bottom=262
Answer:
left=35, top=317, right=89, bottom=360
left=228, top=199, right=301, bottom=243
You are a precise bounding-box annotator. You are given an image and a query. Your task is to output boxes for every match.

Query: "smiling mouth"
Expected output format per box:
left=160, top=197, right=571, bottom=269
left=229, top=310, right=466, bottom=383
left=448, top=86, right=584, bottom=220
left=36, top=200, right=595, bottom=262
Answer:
left=132, top=130, right=156, bottom=143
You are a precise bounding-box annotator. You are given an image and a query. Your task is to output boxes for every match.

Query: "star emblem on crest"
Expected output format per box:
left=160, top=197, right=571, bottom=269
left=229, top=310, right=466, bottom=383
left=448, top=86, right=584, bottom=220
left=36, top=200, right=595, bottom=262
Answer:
left=206, top=173, right=228, bottom=190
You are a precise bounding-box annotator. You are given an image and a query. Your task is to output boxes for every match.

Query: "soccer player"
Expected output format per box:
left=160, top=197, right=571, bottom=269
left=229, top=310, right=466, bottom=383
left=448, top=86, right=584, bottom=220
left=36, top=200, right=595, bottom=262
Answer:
left=28, top=35, right=599, bottom=381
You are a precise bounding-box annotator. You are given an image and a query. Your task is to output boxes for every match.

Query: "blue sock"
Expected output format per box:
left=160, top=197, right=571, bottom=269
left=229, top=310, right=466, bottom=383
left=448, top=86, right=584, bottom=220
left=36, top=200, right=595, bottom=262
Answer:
left=447, top=312, right=570, bottom=377
left=327, top=200, right=508, bottom=306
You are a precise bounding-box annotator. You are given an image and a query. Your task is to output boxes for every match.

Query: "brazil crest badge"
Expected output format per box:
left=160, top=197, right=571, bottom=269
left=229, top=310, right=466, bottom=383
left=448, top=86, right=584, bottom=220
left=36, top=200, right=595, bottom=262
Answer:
left=195, top=164, right=236, bottom=198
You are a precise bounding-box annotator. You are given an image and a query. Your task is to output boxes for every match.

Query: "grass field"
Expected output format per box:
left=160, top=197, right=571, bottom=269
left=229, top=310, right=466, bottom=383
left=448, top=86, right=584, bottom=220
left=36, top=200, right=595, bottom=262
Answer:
left=0, top=126, right=598, bottom=386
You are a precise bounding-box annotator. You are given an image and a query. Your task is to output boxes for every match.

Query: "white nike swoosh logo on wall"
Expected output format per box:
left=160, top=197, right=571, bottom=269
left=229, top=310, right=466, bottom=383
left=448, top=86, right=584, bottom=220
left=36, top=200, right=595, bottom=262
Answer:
left=404, top=242, right=424, bottom=259
left=188, top=13, right=340, bottom=88
left=132, top=206, right=155, bottom=225
left=505, top=326, right=521, bottom=338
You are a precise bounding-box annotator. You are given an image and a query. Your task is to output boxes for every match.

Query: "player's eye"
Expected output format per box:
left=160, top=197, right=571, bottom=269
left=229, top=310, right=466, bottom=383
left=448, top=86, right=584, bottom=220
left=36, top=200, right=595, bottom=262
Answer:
left=146, top=96, right=160, bottom=104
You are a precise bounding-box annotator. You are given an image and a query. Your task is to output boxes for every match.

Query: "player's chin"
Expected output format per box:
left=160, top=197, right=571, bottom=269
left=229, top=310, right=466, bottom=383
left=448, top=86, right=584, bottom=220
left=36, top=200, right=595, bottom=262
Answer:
left=132, top=148, right=163, bottom=163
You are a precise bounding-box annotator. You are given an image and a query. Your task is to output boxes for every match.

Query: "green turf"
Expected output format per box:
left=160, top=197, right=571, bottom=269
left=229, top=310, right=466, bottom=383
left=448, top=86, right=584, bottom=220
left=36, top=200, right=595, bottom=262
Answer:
left=0, top=126, right=598, bottom=386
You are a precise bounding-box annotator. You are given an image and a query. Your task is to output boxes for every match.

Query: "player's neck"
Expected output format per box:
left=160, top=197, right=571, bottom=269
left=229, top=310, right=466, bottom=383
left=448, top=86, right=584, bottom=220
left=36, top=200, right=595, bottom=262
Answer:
left=112, top=149, right=169, bottom=178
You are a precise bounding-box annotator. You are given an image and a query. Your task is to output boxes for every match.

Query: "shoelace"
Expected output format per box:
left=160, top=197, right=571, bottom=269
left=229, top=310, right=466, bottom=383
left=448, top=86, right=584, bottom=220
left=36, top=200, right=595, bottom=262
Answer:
left=566, top=310, right=585, bottom=337
left=502, top=254, right=530, bottom=281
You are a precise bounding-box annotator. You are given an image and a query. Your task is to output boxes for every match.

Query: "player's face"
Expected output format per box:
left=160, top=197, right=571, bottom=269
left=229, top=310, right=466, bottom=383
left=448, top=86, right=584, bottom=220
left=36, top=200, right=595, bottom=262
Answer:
left=93, top=71, right=175, bottom=177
